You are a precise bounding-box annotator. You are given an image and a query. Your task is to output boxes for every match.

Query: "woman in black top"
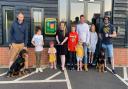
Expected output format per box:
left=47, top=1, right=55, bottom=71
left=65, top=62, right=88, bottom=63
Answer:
left=56, top=21, right=68, bottom=71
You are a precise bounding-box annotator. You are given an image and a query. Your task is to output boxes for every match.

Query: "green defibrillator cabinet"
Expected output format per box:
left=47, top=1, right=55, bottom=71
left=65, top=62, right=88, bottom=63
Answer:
left=45, top=18, right=57, bottom=35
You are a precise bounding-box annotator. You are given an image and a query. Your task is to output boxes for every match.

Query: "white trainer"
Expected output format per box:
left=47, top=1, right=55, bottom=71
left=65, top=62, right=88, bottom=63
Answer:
left=39, top=68, right=43, bottom=72
left=36, top=68, right=39, bottom=73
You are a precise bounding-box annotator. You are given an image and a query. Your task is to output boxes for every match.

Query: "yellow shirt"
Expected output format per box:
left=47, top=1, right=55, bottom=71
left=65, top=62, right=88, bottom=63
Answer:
left=48, top=47, right=56, bottom=63
left=76, top=44, right=84, bottom=57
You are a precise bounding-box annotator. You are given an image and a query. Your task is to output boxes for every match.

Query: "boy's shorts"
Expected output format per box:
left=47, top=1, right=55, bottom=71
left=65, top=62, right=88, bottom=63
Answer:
left=9, top=43, right=24, bottom=61
left=76, top=56, right=83, bottom=62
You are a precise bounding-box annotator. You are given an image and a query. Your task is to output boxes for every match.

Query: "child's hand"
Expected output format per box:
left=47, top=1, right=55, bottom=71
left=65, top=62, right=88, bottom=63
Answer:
left=23, top=47, right=27, bottom=50
left=86, top=44, right=89, bottom=48
left=75, top=46, right=77, bottom=51
left=57, top=41, right=60, bottom=45
left=42, top=43, right=44, bottom=46
left=60, top=42, right=63, bottom=45
left=32, top=43, right=36, bottom=47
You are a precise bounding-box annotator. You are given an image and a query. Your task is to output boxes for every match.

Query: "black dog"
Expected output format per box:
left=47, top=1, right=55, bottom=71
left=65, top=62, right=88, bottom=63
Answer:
left=96, top=48, right=105, bottom=72
left=6, top=49, right=28, bottom=77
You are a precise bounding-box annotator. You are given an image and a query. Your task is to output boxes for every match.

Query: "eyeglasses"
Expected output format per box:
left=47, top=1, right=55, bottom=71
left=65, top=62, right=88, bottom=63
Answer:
left=104, top=19, right=108, bottom=20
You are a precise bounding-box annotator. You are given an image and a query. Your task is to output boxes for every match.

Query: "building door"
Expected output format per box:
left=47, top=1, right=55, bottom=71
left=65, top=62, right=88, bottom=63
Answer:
left=70, top=0, right=104, bottom=25
left=2, top=6, right=14, bottom=45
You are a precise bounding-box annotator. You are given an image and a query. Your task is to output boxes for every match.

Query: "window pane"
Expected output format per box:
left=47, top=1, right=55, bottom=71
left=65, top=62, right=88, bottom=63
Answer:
left=33, top=9, right=42, bottom=27
left=104, top=0, right=112, bottom=21
left=59, top=0, right=67, bottom=21
left=70, top=2, right=84, bottom=21
left=32, top=8, right=43, bottom=33
left=104, top=0, right=112, bottom=12
left=87, top=2, right=101, bottom=23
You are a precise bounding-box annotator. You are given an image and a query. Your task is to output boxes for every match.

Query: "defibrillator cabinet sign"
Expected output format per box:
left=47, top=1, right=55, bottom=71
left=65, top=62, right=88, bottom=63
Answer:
left=45, top=18, right=57, bottom=35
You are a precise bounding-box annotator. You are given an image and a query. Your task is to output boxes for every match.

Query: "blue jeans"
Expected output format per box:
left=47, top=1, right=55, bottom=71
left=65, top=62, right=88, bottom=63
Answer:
left=83, top=43, right=88, bottom=64
left=102, top=44, right=113, bottom=58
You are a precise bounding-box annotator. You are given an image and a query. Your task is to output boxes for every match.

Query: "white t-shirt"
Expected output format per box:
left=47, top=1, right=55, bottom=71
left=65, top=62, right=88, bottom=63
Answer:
left=32, top=34, right=44, bottom=52
left=77, top=23, right=90, bottom=44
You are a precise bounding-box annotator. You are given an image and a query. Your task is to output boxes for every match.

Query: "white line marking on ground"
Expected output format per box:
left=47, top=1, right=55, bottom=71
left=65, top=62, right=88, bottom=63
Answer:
left=115, top=74, right=128, bottom=86
left=0, top=79, right=66, bottom=84
left=13, top=71, right=36, bottom=81
left=124, top=78, right=128, bottom=81
left=14, top=67, right=47, bottom=81
left=0, top=72, right=7, bottom=77
left=64, top=69, right=72, bottom=89
left=123, top=67, right=128, bottom=80
left=45, top=71, right=62, bottom=80
left=107, top=67, right=128, bottom=86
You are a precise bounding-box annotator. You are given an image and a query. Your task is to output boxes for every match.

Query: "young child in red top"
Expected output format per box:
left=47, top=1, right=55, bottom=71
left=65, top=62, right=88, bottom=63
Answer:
left=68, top=24, right=78, bottom=70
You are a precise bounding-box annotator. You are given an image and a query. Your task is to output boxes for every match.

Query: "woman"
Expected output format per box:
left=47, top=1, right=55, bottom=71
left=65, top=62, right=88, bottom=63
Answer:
left=56, top=21, right=68, bottom=71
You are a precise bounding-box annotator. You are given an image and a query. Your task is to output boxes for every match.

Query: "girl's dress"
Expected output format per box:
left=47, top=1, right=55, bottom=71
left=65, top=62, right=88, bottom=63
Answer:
left=56, top=29, right=68, bottom=55
left=48, top=47, right=56, bottom=63
left=89, top=32, right=98, bottom=53
left=76, top=44, right=84, bottom=58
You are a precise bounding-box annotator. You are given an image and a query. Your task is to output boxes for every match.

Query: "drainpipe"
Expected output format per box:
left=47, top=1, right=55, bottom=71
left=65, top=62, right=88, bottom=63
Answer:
left=125, top=17, right=128, bottom=48
left=111, top=0, right=114, bottom=24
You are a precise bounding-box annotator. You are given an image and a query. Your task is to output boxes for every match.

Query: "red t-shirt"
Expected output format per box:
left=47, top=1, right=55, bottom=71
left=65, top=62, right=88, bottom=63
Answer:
left=68, top=32, right=78, bottom=52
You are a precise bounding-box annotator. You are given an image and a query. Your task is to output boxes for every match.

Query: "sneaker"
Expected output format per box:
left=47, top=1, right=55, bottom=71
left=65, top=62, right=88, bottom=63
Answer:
left=108, top=59, right=111, bottom=65
left=54, top=67, right=57, bottom=70
left=112, top=69, right=116, bottom=74
left=92, top=63, right=96, bottom=66
left=62, top=67, right=65, bottom=71
left=35, top=68, right=39, bottom=73
left=72, top=67, right=75, bottom=70
left=39, top=68, right=43, bottom=72
left=77, top=68, right=79, bottom=71
left=80, top=68, right=83, bottom=71
left=6, top=72, right=11, bottom=78
left=50, top=66, right=53, bottom=69
left=24, top=69, right=30, bottom=73
left=104, top=67, right=107, bottom=72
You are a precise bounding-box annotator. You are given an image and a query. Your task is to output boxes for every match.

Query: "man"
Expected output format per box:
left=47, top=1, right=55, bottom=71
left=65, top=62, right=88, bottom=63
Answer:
left=9, top=11, right=29, bottom=71
left=77, top=15, right=90, bottom=71
left=100, top=16, right=117, bottom=74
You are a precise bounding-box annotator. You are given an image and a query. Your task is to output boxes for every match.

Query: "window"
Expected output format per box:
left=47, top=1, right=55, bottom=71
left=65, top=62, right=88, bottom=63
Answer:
left=87, top=2, right=101, bottom=23
left=59, top=0, right=67, bottom=21
left=31, top=8, right=44, bottom=35
left=70, top=2, right=84, bottom=22
left=2, top=6, right=14, bottom=45
left=104, top=0, right=112, bottom=23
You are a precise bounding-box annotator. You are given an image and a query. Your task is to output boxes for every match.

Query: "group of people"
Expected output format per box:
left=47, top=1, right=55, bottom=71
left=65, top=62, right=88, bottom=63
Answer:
left=8, top=10, right=117, bottom=75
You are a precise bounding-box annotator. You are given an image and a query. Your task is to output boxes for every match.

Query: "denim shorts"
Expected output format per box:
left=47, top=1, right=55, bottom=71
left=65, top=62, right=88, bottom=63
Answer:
left=102, top=44, right=113, bottom=58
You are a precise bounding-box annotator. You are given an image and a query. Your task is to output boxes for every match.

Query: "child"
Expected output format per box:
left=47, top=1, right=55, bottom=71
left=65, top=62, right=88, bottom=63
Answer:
left=89, top=24, right=98, bottom=64
left=68, top=24, right=78, bottom=70
left=76, top=41, right=84, bottom=71
left=48, top=41, right=57, bottom=69
left=31, top=26, right=44, bottom=73
left=56, top=21, right=68, bottom=71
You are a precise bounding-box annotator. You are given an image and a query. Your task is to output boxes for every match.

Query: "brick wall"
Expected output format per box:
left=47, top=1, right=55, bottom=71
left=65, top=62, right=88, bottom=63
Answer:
left=0, top=47, right=128, bottom=67
left=114, top=48, right=128, bottom=67
left=0, top=47, right=49, bottom=67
